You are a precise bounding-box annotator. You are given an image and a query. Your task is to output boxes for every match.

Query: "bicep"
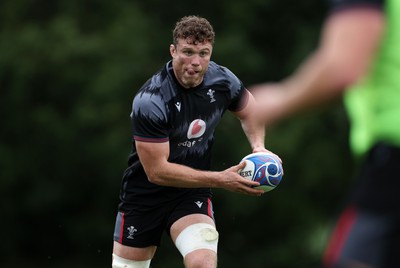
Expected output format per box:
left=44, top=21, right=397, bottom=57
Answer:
left=233, top=89, right=257, bottom=120
left=135, top=140, right=170, bottom=179
left=321, top=8, right=385, bottom=79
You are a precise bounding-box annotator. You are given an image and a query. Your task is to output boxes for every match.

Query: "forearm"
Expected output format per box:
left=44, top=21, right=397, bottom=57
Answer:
left=143, top=157, right=263, bottom=196
left=278, top=50, right=347, bottom=118
left=145, top=161, right=221, bottom=188
left=240, top=118, right=265, bottom=151
left=235, top=90, right=266, bottom=151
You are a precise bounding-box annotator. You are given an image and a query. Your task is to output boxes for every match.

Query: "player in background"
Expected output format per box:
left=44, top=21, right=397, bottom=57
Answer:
left=112, top=15, right=278, bottom=268
left=250, top=0, right=400, bottom=267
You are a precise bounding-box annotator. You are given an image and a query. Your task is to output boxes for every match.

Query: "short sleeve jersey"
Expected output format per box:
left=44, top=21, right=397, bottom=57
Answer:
left=118, top=60, right=248, bottom=208
left=329, top=0, right=400, bottom=157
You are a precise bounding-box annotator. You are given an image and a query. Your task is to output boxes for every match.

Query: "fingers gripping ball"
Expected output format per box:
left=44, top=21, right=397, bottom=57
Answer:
left=239, top=152, right=283, bottom=192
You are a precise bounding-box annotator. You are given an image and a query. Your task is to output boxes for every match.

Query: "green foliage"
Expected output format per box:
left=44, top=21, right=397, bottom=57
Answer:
left=0, top=0, right=353, bottom=267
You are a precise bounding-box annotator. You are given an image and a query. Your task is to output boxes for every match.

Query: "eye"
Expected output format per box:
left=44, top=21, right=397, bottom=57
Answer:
left=184, top=50, right=193, bottom=56
left=199, top=51, right=210, bottom=57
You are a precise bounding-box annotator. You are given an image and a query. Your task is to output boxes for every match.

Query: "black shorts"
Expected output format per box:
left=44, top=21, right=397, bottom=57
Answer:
left=352, top=142, right=400, bottom=213
left=113, top=193, right=215, bottom=248
left=323, top=143, right=400, bottom=268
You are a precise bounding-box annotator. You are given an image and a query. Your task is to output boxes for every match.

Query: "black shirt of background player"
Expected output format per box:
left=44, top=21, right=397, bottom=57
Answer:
left=328, top=0, right=384, bottom=12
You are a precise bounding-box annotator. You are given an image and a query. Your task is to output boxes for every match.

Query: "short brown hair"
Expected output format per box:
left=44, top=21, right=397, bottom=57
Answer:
left=172, top=15, right=215, bottom=46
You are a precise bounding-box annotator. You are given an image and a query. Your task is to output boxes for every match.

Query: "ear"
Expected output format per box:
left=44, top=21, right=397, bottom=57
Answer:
left=169, top=44, right=176, bottom=58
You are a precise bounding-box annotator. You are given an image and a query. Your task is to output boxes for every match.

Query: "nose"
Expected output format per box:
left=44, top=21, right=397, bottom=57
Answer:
left=191, top=55, right=201, bottom=66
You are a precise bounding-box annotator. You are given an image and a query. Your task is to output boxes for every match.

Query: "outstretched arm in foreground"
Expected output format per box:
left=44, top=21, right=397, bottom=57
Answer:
left=250, top=7, right=385, bottom=126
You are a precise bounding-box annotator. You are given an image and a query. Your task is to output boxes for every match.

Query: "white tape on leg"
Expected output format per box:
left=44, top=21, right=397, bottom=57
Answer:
left=112, top=254, right=151, bottom=268
left=175, top=223, right=219, bottom=257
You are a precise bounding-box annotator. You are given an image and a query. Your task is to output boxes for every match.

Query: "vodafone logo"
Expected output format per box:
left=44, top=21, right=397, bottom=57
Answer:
left=187, top=119, right=206, bottom=139
left=178, top=119, right=207, bottom=148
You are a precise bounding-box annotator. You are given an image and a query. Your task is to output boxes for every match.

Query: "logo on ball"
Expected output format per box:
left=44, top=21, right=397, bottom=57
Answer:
left=239, top=152, right=283, bottom=192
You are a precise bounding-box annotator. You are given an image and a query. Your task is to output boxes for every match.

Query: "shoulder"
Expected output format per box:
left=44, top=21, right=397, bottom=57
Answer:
left=205, top=61, right=242, bottom=88
left=134, top=78, right=163, bottom=112
left=207, top=61, right=240, bottom=80
left=133, top=63, right=174, bottom=117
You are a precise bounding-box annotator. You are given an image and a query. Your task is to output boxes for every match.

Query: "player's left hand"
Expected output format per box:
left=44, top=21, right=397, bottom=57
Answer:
left=252, top=147, right=282, bottom=164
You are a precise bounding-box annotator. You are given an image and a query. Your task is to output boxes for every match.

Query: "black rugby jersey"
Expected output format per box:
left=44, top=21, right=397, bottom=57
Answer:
left=329, top=0, right=383, bottom=12
left=118, top=60, right=249, bottom=208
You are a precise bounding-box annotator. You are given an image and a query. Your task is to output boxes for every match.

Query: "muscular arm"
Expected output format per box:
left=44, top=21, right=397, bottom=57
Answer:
left=234, top=89, right=266, bottom=152
left=251, top=7, right=385, bottom=124
left=135, top=140, right=264, bottom=196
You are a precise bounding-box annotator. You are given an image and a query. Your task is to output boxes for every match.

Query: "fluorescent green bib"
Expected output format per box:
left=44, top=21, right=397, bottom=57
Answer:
left=344, top=0, right=400, bottom=157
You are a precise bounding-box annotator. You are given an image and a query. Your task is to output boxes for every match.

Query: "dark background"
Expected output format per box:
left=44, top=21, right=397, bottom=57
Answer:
left=0, top=0, right=355, bottom=267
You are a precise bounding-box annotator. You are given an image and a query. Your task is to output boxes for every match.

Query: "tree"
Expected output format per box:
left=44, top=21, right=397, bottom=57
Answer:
left=0, top=0, right=352, bottom=267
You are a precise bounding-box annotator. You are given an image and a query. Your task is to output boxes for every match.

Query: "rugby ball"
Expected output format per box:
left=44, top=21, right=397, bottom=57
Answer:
left=239, top=152, right=283, bottom=192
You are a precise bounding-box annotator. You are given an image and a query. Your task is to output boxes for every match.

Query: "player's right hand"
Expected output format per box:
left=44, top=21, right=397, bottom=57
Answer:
left=219, top=161, right=265, bottom=197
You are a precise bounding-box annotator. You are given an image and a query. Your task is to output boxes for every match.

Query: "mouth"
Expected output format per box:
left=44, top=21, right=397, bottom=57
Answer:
left=186, top=69, right=199, bottom=75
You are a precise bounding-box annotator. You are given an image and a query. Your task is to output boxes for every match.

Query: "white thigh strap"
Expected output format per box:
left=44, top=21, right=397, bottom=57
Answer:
left=112, top=254, right=151, bottom=268
left=175, top=223, right=219, bottom=257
